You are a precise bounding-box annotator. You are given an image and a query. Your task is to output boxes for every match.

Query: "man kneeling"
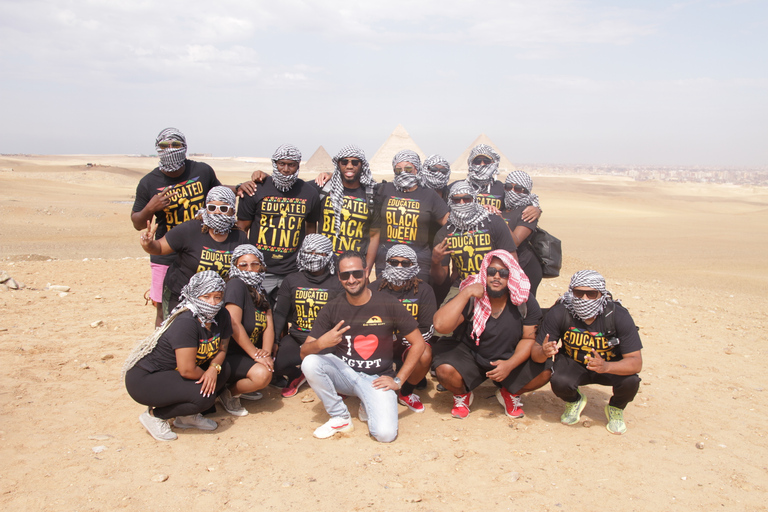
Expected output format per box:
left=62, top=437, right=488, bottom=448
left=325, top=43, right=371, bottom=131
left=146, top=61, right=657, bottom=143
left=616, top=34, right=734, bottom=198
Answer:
left=301, top=251, right=425, bottom=442
left=432, top=249, right=550, bottom=419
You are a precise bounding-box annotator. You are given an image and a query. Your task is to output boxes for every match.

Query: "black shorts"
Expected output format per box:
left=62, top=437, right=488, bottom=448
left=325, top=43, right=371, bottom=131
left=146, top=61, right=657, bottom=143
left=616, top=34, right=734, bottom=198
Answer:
left=225, top=351, right=258, bottom=383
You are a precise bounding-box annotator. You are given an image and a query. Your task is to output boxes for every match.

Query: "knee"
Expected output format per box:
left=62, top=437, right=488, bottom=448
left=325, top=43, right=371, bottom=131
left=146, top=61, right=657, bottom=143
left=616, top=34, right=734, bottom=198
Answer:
left=301, top=354, right=321, bottom=375
left=550, top=370, right=575, bottom=393
left=370, top=425, right=398, bottom=443
left=616, top=374, right=641, bottom=394
left=435, top=364, right=455, bottom=381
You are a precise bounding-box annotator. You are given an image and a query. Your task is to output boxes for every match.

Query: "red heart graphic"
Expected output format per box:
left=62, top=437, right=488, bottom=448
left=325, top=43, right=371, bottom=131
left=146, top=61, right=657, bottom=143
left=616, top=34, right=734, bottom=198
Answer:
left=354, top=335, right=379, bottom=360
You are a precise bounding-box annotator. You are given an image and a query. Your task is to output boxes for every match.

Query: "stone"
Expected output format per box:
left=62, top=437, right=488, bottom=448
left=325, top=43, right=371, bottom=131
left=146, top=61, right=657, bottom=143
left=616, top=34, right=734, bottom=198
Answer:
left=582, top=420, right=592, bottom=428
left=59, top=292, right=68, bottom=298
left=281, top=481, right=293, bottom=487
left=301, top=394, right=314, bottom=403
left=152, top=474, right=169, bottom=483
left=454, top=451, right=464, bottom=458
left=0, top=271, right=9, bottom=283
left=6, top=278, right=19, bottom=290
left=90, top=320, right=104, bottom=328
left=48, top=285, right=70, bottom=292
left=100, top=353, right=115, bottom=361
left=79, top=363, right=90, bottom=370
left=503, top=471, right=521, bottom=483
left=92, top=446, right=107, bottom=454
left=404, top=496, right=422, bottom=503
left=696, top=442, right=705, bottom=449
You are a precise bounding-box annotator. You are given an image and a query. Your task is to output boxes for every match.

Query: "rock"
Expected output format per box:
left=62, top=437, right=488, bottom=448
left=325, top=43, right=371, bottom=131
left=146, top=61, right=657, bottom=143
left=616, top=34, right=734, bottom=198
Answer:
left=89, top=434, right=113, bottom=441
left=152, top=474, right=169, bottom=483
left=100, top=353, right=114, bottom=361
left=420, top=451, right=439, bottom=461
left=92, top=446, right=107, bottom=454
left=300, top=394, right=314, bottom=403
left=404, top=496, right=422, bottom=503
left=582, top=420, right=592, bottom=428
left=281, top=481, right=293, bottom=487
left=454, top=451, right=464, bottom=458
left=0, top=271, right=9, bottom=283
left=207, top=467, right=216, bottom=472
left=90, top=320, right=104, bottom=328
left=503, top=471, right=521, bottom=483
left=48, top=285, right=70, bottom=292
left=696, top=442, right=705, bottom=449
left=79, top=363, right=90, bottom=370
left=6, top=278, right=19, bottom=290
left=59, top=292, right=68, bottom=298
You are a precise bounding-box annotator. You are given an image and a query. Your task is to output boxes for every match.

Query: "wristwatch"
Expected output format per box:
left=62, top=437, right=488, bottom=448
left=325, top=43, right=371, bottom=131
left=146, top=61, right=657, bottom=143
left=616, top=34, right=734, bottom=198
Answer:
left=212, top=363, right=222, bottom=374
left=393, top=377, right=401, bottom=389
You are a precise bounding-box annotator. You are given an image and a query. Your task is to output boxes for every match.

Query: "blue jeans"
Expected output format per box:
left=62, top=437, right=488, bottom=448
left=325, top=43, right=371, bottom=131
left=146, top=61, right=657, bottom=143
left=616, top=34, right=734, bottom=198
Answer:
left=301, top=353, right=398, bottom=443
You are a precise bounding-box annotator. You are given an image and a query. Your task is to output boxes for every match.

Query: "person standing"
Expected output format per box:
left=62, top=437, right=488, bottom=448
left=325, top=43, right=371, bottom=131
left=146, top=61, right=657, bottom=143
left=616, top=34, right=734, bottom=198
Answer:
left=501, top=171, right=543, bottom=296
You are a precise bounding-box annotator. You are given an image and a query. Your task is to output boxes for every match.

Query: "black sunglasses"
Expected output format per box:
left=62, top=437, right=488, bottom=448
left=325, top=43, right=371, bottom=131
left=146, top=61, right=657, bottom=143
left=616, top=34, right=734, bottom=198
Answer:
left=504, top=182, right=529, bottom=194
left=472, top=156, right=493, bottom=166
left=486, top=267, right=510, bottom=278
left=451, top=195, right=473, bottom=204
left=339, top=269, right=365, bottom=281
left=573, top=289, right=601, bottom=300
left=339, top=158, right=362, bottom=167
left=387, top=259, right=413, bottom=267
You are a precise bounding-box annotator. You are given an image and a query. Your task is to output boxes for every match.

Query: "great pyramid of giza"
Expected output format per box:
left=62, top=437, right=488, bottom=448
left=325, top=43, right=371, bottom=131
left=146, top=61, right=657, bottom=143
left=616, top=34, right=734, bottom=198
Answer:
left=368, top=125, right=426, bottom=174
left=303, top=145, right=334, bottom=174
left=451, top=134, right=515, bottom=177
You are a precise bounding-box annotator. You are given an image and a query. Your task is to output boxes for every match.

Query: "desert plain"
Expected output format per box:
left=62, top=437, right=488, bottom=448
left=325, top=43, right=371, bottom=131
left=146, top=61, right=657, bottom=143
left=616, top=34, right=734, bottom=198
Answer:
left=1, top=154, right=767, bottom=511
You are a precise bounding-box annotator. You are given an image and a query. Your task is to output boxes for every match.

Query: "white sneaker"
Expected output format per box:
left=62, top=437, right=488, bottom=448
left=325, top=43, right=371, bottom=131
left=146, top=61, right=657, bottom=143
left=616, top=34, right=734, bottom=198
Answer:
left=358, top=402, right=368, bottom=422
left=217, top=388, right=248, bottom=417
left=173, top=413, right=218, bottom=431
left=313, top=416, right=354, bottom=439
left=240, top=391, right=263, bottom=401
left=139, top=408, right=177, bottom=441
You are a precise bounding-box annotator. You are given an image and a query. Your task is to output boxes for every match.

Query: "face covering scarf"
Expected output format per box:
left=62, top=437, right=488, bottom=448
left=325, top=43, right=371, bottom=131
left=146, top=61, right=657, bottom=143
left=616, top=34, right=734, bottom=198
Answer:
left=271, top=144, right=302, bottom=192
left=155, top=127, right=187, bottom=174
left=504, top=170, right=541, bottom=210
left=381, top=244, right=420, bottom=286
left=174, top=270, right=226, bottom=326
left=392, top=149, right=421, bottom=192
left=466, top=144, right=500, bottom=192
left=229, top=244, right=266, bottom=292
left=199, top=186, right=237, bottom=235
left=447, top=182, right=490, bottom=233
left=420, top=154, right=451, bottom=191
left=560, top=269, right=610, bottom=321
left=297, top=234, right=335, bottom=274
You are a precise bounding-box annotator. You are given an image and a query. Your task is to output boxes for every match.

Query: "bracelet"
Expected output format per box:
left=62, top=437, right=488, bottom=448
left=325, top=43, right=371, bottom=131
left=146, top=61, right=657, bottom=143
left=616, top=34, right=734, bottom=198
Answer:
left=212, top=363, right=222, bottom=374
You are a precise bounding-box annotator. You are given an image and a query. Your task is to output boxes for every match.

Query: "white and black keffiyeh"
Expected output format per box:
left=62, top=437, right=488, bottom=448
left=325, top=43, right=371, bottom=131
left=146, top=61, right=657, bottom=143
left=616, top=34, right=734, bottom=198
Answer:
left=155, top=127, right=187, bottom=174
left=392, top=149, right=421, bottom=192
left=421, top=154, right=451, bottom=191
left=447, top=181, right=490, bottom=233
left=504, top=170, right=540, bottom=210
left=175, top=270, right=226, bottom=326
left=559, top=270, right=610, bottom=321
left=198, top=186, right=237, bottom=235
left=381, top=244, right=419, bottom=286
left=329, top=145, right=376, bottom=235
left=271, top=144, right=302, bottom=192
left=229, top=244, right=266, bottom=291
left=467, top=144, right=500, bottom=192
left=297, top=234, right=335, bottom=274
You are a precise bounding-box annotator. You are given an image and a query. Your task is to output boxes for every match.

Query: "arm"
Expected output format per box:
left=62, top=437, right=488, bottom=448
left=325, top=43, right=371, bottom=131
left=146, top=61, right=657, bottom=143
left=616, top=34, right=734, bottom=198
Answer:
left=432, top=284, right=483, bottom=333
left=139, top=220, right=173, bottom=255
left=372, top=328, right=426, bottom=391
left=430, top=239, right=452, bottom=285
left=261, top=310, right=276, bottom=358
left=437, top=211, right=449, bottom=226
left=131, top=189, right=171, bottom=230
left=225, top=303, right=265, bottom=360
left=521, top=206, right=542, bottom=223
left=300, top=321, right=351, bottom=359
left=305, top=221, right=317, bottom=234
left=175, top=347, right=205, bottom=380
left=365, top=228, right=380, bottom=277
left=236, top=219, right=252, bottom=234
left=510, top=225, right=533, bottom=247
left=272, top=281, right=292, bottom=340
left=586, top=350, right=642, bottom=376
left=231, top=181, right=256, bottom=198
left=487, top=325, right=537, bottom=382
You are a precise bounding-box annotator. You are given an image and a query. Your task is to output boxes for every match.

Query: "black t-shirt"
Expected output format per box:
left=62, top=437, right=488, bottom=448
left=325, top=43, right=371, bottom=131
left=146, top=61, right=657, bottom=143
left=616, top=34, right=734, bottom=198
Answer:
left=314, top=183, right=378, bottom=256
left=448, top=179, right=505, bottom=210
left=272, top=270, right=345, bottom=344
left=223, top=277, right=270, bottom=353
left=163, top=219, right=249, bottom=300
left=454, top=293, right=542, bottom=365
left=237, top=177, right=321, bottom=275
left=309, top=290, right=419, bottom=376
left=369, top=279, right=437, bottom=346
left=132, top=160, right=222, bottom=265
left=136, top=308, right=232, bottom=373
left=536, top=303, right=643, bottom=366
left=433, top=214, right=517, bottom=282
left=502, top=206, right=538, bottom=269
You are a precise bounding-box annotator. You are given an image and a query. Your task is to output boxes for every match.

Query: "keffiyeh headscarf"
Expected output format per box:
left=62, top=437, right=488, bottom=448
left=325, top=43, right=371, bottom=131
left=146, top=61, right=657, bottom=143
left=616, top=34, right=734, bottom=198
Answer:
left=155, top=127, right=187, bottom=174
left=467, top=144, right=500, bottom=192
left=381, top=245, right=420, bottom=287
left=459, top=250, right=530, bottom=345
left=329, top=145, right=376, bottom=235
left=504, top=171, right=540, bottom=210
left=559, top=270, right=610, bottom=321
left=271, top=144, right=302, bottom=192
left=176, top=270, right=226, bottom=326
left=420, top=154, right=451, bottom=191
left=447, top=181, right=490, bottom=233
left=297, top=234, right=335, bottom=274
left=229, top=244, right=266, bottom=291
left=198, top=186, right=237, bottom=235
left=392, top=150, right=421, bottom=192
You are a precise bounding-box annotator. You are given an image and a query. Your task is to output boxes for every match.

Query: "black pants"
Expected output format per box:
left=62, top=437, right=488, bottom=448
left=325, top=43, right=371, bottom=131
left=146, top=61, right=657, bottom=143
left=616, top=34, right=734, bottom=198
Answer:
left=274, top=334, right=303, bottom=382
left=550, top=355, right=640, bottom=409
left=125, top=364, right=231, bottom=420
left=521, top=255, right=543, bottom=297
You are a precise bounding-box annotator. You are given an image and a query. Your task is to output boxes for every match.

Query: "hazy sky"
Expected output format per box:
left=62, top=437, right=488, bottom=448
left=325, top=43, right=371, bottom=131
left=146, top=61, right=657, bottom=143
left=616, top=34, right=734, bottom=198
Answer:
left=1, top=0, right=766, bottom=166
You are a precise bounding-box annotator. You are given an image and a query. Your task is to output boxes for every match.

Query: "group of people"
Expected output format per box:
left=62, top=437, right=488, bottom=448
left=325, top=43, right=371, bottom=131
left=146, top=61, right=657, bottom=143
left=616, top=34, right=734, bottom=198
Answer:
left=124, top=127, right=643, bottom=443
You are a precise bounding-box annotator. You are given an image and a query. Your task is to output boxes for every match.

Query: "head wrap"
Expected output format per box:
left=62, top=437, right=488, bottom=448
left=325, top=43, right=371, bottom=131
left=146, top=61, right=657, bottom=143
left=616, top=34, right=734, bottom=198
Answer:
left=173, top=270, right=226, bottom=326
left=447, top=181, right=490, bottom=233
left=504, top=171, right=540, bottom=210
left=271, top=144, right=302, bottom=192
left=559, top=270, right=610, bottom=321
left=297, top=234, right=335, bottom=274
left=155, top=127, right=187, bottom=174
left=381, top=245, right=420, bottom=286
left=420, top=154, right=451, bottom=191
left=392, top=150, right=421, bottom=192
left=467, top=144, right=500, bottom=192
left=328, top=145, right=376, bottom=235
left=459, top=250, right=530, bottom=345
left=198, top=186, right=237, bottom=235
left=229, top=244, right=266, bottom=292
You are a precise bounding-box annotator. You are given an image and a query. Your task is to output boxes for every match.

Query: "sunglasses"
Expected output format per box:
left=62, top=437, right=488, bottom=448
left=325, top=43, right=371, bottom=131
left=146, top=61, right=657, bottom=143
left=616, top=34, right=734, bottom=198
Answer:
left=429, top=165, right=450, bottom=175
left=504, top=183, right=529, bottom=194
left=387, top=258, right=413, bottom=267
left=339, top=269, right=366, bottom=281
left=394, top=166, right=417, bottom=175
left=451, top=196, right=474, bottom=204
left=339, top=158, right=362, bottom=167
left=157, top=141, right=185, bottom=149
left=573, top=289, right=601, bottom=300
left=472, top=156, right=493, bottom=166
left=206, top=204, right=234, bottom=214
left=486, top=267, right=510, bottom=278
left=237, top=261, right=264, bottom=270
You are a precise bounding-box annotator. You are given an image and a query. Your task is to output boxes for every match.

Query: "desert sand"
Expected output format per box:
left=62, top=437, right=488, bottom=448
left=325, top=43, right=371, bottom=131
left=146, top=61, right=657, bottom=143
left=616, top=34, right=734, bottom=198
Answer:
left=1, top=154, right=767, bottom=511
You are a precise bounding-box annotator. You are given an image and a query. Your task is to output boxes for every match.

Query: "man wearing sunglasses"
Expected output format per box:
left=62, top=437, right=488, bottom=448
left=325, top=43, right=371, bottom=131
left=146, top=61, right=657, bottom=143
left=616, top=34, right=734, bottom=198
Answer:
left=300, top=251, right=426, bottom=442
left=132, top=127, right=256, bottom=326
left=531, top=270, right=643, bottom=435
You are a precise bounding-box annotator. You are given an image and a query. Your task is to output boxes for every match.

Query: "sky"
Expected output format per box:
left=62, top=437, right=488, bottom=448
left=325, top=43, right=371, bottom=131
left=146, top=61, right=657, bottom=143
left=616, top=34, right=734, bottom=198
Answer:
left=1, top=0, right=766, bottom=166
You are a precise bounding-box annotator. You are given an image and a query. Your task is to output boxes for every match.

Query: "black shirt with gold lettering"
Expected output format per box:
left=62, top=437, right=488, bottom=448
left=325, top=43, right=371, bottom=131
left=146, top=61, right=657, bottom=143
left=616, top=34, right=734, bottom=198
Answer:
left=314, top=183, right=379, bottom=257
left=272, top=270, right=344, bottom=344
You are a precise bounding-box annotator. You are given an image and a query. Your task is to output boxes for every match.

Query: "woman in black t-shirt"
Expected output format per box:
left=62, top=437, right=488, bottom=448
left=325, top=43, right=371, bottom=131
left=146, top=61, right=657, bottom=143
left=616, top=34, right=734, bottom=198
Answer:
left=500, top=171, right=543, bottom=296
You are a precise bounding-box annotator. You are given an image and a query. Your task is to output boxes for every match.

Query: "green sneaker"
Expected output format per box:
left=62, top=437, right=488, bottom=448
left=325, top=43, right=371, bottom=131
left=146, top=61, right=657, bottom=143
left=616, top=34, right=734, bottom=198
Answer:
left=560, top=389, right=587, bottom=425
left=605, top=405, right=627, bottom=434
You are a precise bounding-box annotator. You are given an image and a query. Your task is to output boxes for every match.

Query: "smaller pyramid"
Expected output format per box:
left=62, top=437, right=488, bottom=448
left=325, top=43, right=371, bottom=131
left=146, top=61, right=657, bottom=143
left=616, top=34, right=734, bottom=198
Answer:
left=451, top=134, right=515, bottom=177
left=368, top=125, right=426, bottom=174
left=303, top=145, right=335, bottom=174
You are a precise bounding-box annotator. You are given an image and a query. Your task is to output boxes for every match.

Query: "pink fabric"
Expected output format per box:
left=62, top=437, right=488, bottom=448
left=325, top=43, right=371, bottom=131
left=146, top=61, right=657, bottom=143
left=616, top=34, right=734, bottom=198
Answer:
left=149, top=263, right=169, bottom=303
left=459, top=249, right=530, bottom=345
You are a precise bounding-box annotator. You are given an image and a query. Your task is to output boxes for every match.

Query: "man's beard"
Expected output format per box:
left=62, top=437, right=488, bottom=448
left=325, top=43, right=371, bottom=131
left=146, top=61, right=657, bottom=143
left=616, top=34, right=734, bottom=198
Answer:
left=486, top=285, right=507, bottom=298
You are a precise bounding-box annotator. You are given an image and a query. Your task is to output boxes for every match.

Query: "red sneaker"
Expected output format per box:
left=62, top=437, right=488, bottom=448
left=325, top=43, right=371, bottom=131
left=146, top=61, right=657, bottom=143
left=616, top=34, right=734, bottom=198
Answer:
left=496, top=388, right=524, bottom=418
left=281, top=374, right=307, bottom=398
left=451, top=391, right=474, bottom=419
left=398, top=393, right=425, bottom=413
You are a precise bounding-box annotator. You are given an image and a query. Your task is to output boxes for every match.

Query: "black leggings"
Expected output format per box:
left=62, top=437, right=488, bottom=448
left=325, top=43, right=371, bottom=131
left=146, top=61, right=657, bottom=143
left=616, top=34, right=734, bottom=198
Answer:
left=125, top=364, right=231, bottom=420
left=274, top=334, right=303, bottom=382
left=550, top=355, right=640, bottom=409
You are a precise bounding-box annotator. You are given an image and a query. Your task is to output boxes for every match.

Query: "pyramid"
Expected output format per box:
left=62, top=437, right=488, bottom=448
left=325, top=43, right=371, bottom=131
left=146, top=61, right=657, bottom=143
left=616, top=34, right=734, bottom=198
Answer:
left=368, top=124, right=426, bottom=174
left=451, top=134, right=515, bottom=177
left=303, top=145, right=335, bottom=174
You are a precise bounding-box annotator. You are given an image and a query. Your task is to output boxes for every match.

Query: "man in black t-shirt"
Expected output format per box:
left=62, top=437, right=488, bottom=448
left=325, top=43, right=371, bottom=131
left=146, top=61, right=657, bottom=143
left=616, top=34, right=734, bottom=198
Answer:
left=300, top=251, right=425, bottom=442
left=531, top=270, right=643, bottom=435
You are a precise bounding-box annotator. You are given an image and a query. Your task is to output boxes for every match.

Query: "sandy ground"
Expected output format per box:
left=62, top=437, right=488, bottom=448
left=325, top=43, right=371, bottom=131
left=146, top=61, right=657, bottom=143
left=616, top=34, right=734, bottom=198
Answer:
left=1, top=155, right=767, bottom=511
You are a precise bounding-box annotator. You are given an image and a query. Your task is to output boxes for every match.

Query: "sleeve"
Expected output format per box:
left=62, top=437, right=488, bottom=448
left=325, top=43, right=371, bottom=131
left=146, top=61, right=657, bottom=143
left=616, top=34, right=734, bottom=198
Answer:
left=164, top=220, right=194, bottom=253
left=237, top=188, right=260, bottom=221
left=431, top=189, right=450, bottom=219
left=615, top=305, right=643, bottom=354
left=272, top=277, right=293, bottom=341
left=536, top=303, right=566, bottom=344
left=493, top=215, right=517, bottom=253
left=390, top=296, right=419, bottom=336
left=523, top=293, right=543, bottom=326
left=223, top=278, right=247, bottom=309
left=165, top=315, right=202, bottom=351
left=132, top=176, right=152, bottom=213
left=305, top=186, right=322, bottom=224
left=308, top=299, right=337, bottom=340
left=417, top=286, right=438, bottom=341
left=217, top=307, right=233, bottom=341
left=209, top=168, right=222, bottom=188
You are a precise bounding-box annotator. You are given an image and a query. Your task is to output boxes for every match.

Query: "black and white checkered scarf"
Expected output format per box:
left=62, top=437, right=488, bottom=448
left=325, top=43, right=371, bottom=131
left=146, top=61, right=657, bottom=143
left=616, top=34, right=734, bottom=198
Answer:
left=198, top=186, right=237, bottom=235
left=271, top=144, right=302, bottom=192
left=504, top=170, right=540, bottom=210
left=447, top=181, right=490, bottom=233
left=392, top=149, right=421, bottom=192
left=559, top=270, right=610, bottom=321
left=155, top=127, right=187, bottom=174
left=297, top=234, right=335, bottom=274
left=229, top=244, right=266, bottom=292
left=467, top=144, right=500, bottom=193
left=173, top=270, right=226, bottom=326
left=329, top=145, right=376, bottom=235
left=381, top=244, right=420, bottom=286
left=420, top=154, right=451, bottom=191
